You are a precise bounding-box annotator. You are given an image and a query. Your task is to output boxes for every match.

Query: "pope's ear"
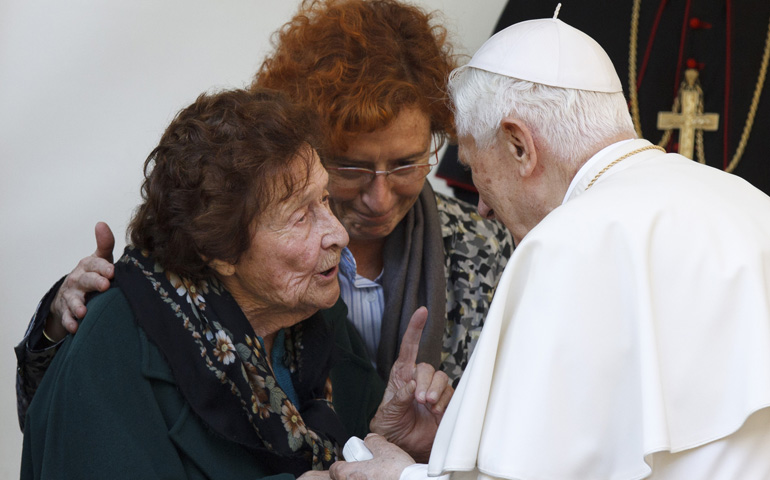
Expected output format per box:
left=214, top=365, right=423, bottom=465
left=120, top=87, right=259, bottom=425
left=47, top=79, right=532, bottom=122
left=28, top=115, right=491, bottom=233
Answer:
left=500, top=117, right=538, bottom=177
left=208, top=258, right=236, bottom=277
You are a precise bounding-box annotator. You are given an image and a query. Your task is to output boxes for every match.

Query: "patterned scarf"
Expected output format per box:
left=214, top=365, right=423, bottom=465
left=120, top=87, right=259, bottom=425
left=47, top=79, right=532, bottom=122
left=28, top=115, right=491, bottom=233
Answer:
left=112, top=247, right=349, bottom=475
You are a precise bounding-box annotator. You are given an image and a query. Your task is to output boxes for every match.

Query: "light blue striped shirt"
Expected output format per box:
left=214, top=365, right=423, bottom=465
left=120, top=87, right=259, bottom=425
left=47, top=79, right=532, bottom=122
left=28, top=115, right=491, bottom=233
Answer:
left=338, top=247, right=384, bottom=366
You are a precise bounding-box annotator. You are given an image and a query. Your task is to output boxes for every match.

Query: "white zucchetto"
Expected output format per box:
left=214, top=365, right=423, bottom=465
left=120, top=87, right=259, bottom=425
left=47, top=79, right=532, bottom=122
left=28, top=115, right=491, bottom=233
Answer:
left=467, top=17, right=623, bottom=93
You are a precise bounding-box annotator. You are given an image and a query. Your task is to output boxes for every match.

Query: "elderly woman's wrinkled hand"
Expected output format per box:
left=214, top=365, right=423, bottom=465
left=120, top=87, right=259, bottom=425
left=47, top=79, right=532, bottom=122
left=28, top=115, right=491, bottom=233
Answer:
left=369, top=307, right=453, bottom=463
left=330, top=434, right=414, bottom=480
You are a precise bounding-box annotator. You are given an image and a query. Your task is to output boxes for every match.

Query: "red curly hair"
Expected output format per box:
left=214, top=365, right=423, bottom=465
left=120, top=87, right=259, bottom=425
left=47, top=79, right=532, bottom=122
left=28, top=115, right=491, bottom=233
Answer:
left=252, top=0, right=458, bottom=156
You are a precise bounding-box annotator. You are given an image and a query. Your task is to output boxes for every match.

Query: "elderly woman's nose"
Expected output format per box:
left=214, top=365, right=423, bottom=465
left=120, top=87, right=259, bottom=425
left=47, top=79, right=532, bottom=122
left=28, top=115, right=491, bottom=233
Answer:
left=322, top=209, right=349, bottom=249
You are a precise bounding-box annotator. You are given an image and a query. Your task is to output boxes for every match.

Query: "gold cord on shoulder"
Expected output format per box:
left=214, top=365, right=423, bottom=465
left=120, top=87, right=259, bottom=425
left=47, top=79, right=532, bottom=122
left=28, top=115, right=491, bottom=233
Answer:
left=585, top=145, right=666, bottom=190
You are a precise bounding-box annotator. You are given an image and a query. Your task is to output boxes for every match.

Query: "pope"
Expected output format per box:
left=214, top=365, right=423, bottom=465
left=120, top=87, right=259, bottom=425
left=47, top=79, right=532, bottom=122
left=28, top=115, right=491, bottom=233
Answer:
left=329, top=11, right=770, bottom=480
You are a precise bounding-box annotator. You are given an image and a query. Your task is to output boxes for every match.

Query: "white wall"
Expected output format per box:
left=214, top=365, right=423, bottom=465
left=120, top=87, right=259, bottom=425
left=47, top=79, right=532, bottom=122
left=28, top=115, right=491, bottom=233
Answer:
left=0, top=0, right=505, bottom=476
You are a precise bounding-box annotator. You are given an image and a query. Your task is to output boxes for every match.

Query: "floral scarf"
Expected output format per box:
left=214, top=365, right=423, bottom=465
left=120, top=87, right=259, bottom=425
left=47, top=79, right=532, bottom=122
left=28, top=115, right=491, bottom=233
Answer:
left=113, top=247, right=348, bottom=475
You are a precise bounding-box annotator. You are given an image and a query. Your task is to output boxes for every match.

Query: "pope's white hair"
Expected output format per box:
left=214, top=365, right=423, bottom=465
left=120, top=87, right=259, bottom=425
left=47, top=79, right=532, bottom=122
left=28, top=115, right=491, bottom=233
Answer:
left=448, top=65, right=636, bottom=164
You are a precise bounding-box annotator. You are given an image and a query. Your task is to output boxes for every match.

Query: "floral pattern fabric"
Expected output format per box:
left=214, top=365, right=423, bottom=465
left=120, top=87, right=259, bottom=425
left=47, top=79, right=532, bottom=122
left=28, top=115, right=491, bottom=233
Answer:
left=112, top=247, right=346, bottom=474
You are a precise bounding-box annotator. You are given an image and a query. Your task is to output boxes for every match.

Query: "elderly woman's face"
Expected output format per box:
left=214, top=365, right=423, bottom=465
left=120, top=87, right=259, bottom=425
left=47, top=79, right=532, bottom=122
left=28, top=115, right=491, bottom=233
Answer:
left=220, top=149, right=349, bottom=323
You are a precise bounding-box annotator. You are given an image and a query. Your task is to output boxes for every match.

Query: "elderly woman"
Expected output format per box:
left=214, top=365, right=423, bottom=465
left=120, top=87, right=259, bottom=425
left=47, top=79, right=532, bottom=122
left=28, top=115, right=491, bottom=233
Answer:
left=21, top=88, right=447, bottom=479
left=16, top=0, right=510, bottom=434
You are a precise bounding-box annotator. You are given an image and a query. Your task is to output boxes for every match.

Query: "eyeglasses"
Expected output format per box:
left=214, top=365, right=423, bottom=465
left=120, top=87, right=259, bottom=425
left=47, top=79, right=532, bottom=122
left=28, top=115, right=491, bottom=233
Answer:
left=326, top=151, right=439, bottom=188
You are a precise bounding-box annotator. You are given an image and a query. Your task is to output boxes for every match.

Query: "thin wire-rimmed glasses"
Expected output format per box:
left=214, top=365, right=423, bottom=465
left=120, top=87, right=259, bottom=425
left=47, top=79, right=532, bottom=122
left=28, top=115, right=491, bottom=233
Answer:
left=326, top=151, right=439, bottom=188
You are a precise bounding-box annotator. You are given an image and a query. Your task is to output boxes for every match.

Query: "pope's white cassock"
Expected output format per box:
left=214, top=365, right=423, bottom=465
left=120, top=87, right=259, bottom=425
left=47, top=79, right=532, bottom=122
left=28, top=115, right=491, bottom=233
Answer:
left=392, top=15, right=770, bottom=480
left=402, top=139, right=770, bottom=480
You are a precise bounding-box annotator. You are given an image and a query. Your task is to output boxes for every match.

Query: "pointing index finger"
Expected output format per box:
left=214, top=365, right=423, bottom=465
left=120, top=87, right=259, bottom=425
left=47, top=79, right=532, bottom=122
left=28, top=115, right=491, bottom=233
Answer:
left=396, top=306, right=428, bottom=366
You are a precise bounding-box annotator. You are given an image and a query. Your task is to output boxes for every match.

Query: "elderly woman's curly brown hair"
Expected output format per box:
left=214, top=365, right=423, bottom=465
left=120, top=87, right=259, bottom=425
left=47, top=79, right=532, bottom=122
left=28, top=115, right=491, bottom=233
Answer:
left=128, top=88, right=320, bottom=281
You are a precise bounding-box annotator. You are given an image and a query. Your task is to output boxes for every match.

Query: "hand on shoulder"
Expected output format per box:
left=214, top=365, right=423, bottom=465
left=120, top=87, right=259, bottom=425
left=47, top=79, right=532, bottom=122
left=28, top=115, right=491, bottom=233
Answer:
left=47, top=222, right=116, bottom=339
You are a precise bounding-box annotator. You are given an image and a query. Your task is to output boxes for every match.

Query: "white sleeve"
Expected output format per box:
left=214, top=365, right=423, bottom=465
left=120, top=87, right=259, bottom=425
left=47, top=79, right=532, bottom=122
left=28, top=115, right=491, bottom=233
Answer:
left=400, top=464, right=448, bottom=480
left=402, top=465, right=512, bottom=480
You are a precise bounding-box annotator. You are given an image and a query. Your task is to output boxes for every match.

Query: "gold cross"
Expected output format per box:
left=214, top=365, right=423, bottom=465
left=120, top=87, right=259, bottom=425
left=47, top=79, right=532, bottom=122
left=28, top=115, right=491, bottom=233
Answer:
left=657, top=68, right=719, bottom=159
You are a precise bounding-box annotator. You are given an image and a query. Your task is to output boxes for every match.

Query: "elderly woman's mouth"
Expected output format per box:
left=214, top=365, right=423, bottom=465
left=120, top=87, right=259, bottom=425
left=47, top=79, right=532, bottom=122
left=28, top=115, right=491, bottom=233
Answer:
left=319, top=265, right=338, bottom=278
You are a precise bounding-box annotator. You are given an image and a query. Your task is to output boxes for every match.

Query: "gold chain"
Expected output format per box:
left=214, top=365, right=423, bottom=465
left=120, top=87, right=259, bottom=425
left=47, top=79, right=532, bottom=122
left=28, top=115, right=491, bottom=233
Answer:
left=585, top=145, right=666, bottom=190
left=628, top=0, right=770, bottom=172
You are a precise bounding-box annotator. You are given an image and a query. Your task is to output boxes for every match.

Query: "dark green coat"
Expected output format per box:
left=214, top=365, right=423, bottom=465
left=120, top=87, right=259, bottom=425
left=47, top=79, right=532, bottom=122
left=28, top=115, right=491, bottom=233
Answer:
left=21, top=289, right=384, bottom=480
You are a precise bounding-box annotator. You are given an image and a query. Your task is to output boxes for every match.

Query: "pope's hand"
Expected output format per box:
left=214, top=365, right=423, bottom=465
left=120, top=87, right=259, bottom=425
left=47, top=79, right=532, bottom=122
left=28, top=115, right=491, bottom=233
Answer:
left=369, top=307, right=453, bottom=463
left=47, top=222, right=115, bottom=340
left=330, top=434, right=414, bottom=480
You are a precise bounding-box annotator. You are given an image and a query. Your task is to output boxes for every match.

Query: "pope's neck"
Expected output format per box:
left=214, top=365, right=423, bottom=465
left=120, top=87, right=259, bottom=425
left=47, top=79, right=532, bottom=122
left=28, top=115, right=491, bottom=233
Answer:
left=566, top=134, right=637, bottom=182
left=520, top=134, right=636, bottom=240
left=347, top=237, right=385, bottom=280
